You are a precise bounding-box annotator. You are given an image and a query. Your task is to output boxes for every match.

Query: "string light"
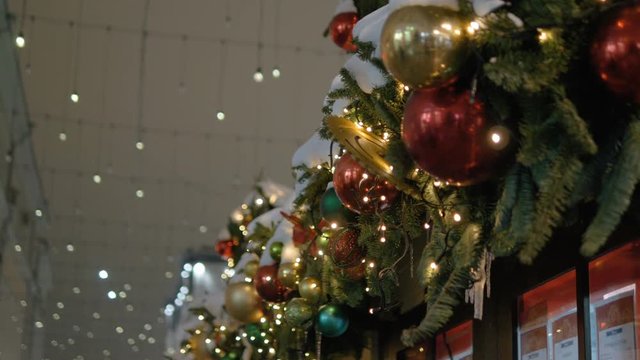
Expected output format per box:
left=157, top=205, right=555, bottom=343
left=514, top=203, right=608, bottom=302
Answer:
left=330, top=222, right=338, bottom=229
left=272, top=67, right=281, bottom=78
left=98, top=270, right=109, bottom=279
left=135, top=189, right=144, bottom=198
left=216, top=111, right=225, bottom=121
left=424, top=223, right=431, bottom=230
left=107, top=291, right=117, bottom=299
left=58, top=132, right=67, bottom=141
left=453, top=213, right=462, bottom=222
left=135, top=141, right=144, bottom=150
left=430, top=262, right=438, bottom=270
left=15, top=32, right=25, bottom=48
left=34, top=209, right=43, bottom=217
left=70, top=92, right=79, bottom=103
left=93, top=174, right=102, bottom=184
left=253, top=68, right=264, bottom=82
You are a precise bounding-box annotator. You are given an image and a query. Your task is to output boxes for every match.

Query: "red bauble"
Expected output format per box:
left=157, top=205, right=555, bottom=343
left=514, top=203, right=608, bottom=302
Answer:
left=329, top=12, right=358, bottom=52
left=592, top=4, right=640, bottom=103
left=341, top=262, right=366, bottom=281
left=281, top=212, right=317, bottom=246
left=254, top=264, right=289, bottom=302
left=215, top=239, right=236, bottom=259
left=402, top=87, right=504, bottom=186
left=333, top=153, right=400, bottom=214
left=329, top=228, right=365, bottom=268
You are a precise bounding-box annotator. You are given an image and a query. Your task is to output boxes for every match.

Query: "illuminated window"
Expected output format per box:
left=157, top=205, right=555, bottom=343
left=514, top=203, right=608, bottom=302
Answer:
left=435, top=320, right=473, bottom=360
left=589, top=240, right=640, bottom=359
left=518, top=270, right=578, bottom=360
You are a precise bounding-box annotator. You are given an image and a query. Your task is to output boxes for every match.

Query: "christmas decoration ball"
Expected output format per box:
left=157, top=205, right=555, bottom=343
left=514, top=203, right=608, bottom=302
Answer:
left=333, top=153, right=400, bottom=214
left=402, top=87, right=504, bottom=186
left=284, top=297, right=315, bottom=328
left=269, top=242, right=283, bottom=261
left=380, top=6, right=469, bottom=88
left=244, top=260, right=259, bottom=278
left=329, top=228, right=365, bottom=268
left=254, top=264, right=289, bottom=302
left=298, top=276, right=323, bottom=304
left=215, top=239, right=235, bottom=259
left=320, top=187, right=356, bottom=224
left=224, top=282, right=264, bottom=323
left=222, top=351, right=240, bottom=360
left=342, top=262, right=366, bottom=281
left=244, top=323, right=266, bottom=346
left=316, top=304, right=349, bottom=337
left=278, top=262, right=302, bottom=289
left=592, top=4, right=640, bottom=103
left=329, top=12, right=358, bottom=52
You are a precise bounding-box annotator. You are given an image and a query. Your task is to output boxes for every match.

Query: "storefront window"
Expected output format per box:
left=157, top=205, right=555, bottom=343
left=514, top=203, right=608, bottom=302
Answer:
left=435, top=320, right=472, bottom=360
left=518, top=270, right=578, bottom=360
left=589, top=240, right=640, bottom=360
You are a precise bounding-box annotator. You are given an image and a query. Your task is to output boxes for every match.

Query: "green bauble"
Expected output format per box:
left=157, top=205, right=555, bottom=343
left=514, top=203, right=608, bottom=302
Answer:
left=244, top=323, right=266, bottom=346
left=316, top=232, right=331, bottom=251
left=222, top=350, right=240, bottom=360
left=316, top=304, right=349, bottom=337
left=284, top=298, right=315, bottom=328
left=269, top=242, right=283, bottom=261
left=320, top=187, right=356, bottom=225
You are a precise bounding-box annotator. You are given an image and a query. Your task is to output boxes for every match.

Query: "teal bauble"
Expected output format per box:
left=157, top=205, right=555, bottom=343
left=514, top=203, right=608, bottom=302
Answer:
left=320, top=187, right=356, bottom=225
left=316, top=304, right=349, bottom=337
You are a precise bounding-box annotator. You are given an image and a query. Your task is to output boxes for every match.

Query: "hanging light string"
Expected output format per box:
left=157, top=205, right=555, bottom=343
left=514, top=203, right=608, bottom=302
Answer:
left=253, top=0, right=265, bottom=82
left=69, top=0, right=85, bottom=103
left=272, top=0, right=281, bottom=78
left=11, top=13, right=342, bottom=56
left=14, top=0, right=28, bottom=47
left=24, top=16, right=35, bottom=73
left=216, top=40, right=227, bottom=121
left=95, top=27, right=112, bottom=182
left=136, top=0, right=152, bottom=148
left=178, top=35, right=188, bottom=93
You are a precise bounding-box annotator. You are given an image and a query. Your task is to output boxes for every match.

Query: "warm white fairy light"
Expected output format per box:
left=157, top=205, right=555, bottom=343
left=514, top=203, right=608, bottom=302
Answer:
left=380, top=195, right=387, bottom=201
left=434, top=181, right=442, bottom=187
left=135, top=141, right=144, bottom=150
left=362, top=173, right=369, bottom=179
left=366, top=126, right=372, bottom=132
left=35, top=209, right=43, bottom=217
left=316, top=164, right=323, bottom=170
left=58, top=132, right=67, bottom=141
left=135, top=189, right=144, bottom=198
left=453, top=213, right=462, bottom=222
left=70, top=92, right=79, bottom=103
left=330, top=222, right=338, bottom=229
left=253, top=68, right=264, bottom=82
left=430, top=262, right=438, bottom=270
left=272, top=67, right=281, bottom=78
left=216, top=111, right=226, bottom=121
left=363, top=196, right=369, bottom=203
left=15, top=32, right=25, bottom=48
left=255, top=197, right=264, bottom=206
left=424, top=223, right=431, bottom=230
left=383, top=132, right=390, bottom=140
left=369, top=262, right=375, bottom=268
left=380, top=237, right=386, bottom=243
left=93, top=174, right=102, bottom=184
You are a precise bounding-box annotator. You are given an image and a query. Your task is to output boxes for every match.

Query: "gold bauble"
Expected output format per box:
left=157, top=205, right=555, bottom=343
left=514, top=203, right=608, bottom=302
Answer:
left=380, top=6, right=469, bottom=88
left=298, top=276, right=323, bottom=304
left=277, top=262, right=302, bottom=289
left=284, top=297, right=315, bottom=329
left=244, top=260, right=259, bottom=278
left=224, top=282, right=264, bottom=323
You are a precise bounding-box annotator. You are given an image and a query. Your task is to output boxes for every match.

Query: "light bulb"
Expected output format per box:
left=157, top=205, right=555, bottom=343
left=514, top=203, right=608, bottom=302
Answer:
left=272, top=67, right=281, bottom=78
left=66, top=244, right=75, bottom=252
left=15, top=32, right=25, bottom=48
left=193, top=262, right=205, bottom=276
left=70, top=92, right=79, bottom=103
left=93, top=174, right=102, bottom=184
left=453, top=213, right=462, bottom=222
left=430, top=262, right=438, bottom=270
left=380, top=237, right=386, bottom=243
left=58, top=132, right=67, bottom=141
left=107, top=291, right=117, bottom=299
left=216, top=111, right=225, bottom=121
left=98, top=270, right=109, bottom=279
left=135, top=189, right=144, bottom=198
left=135, top=141, right=144, bottom=150
left=34, top=209, right=43, bottom=217
left=253, top=68, right=264, bottom=83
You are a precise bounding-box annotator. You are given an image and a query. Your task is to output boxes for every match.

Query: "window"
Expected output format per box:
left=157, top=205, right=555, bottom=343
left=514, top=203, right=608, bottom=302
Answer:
left=518, top=270, right=578, bottom=360
left=589, top=240, right=640, bottom=359
left=435, top=320, right=473, bottom=360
